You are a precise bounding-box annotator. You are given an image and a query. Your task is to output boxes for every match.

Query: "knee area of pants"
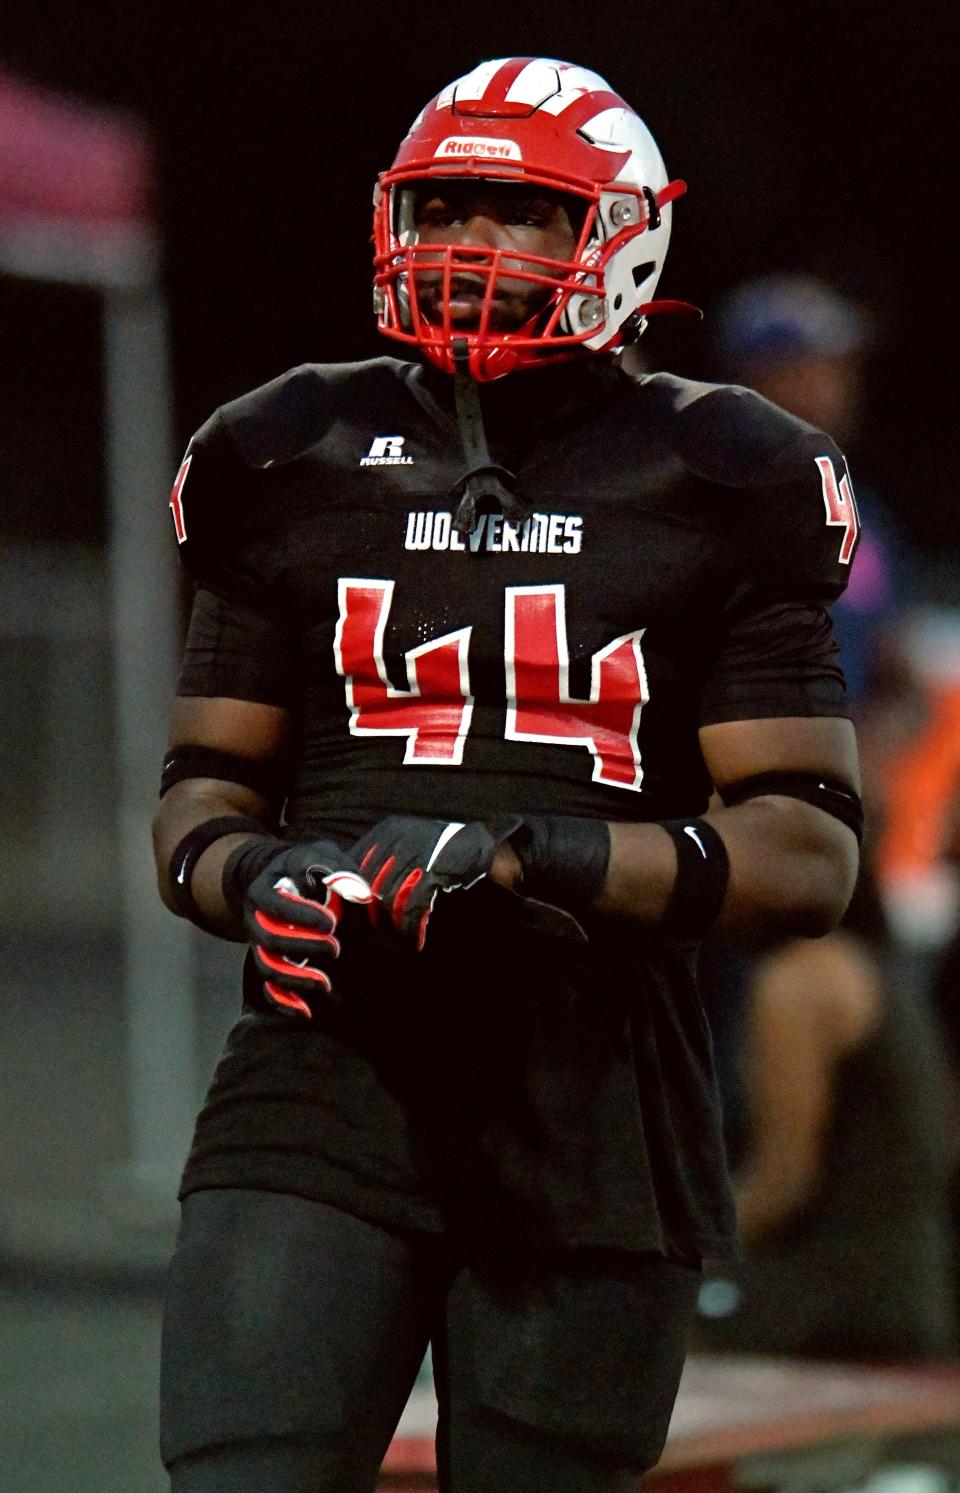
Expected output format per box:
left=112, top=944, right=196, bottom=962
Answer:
left=167, top=1438, right=380, bottom=1493
left=449, top=1398, right=660, bottom=1485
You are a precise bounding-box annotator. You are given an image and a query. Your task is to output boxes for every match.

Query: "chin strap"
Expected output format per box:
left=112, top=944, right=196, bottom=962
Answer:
left=451, top=340, right=531, bottom=538
left=619, top=298, right=703, bottom=346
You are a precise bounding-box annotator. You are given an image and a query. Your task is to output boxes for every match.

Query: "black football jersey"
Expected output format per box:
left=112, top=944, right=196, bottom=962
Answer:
left=170, top=355, right=856, bottom=1257
left=173, top=357, right=853, bottom=839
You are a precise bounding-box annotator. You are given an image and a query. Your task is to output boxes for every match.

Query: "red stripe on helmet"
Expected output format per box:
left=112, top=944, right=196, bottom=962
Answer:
left=453, top=58, right=534, bottom=117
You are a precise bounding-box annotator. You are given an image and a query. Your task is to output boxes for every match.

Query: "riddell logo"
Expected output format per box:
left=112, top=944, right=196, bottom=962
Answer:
left=436, top=136, right=523, bottom=161
left=360, top=436, right=414, bottom=467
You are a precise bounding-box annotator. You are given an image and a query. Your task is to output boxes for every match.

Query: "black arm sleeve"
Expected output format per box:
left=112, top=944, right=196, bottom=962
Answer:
left=691, top=395, right=855, bottom=726
left=170, top=395, right=304, bottom=708
left=700, top=591, right=847, bottom=727
left=178, top=587, right=298, bottom=708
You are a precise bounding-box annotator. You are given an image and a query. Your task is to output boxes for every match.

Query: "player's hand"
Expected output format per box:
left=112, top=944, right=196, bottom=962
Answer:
left=243, top=843, right=373, bottom=1017
left=351, top=815, right=522, bottom=951
left=489, top=839, right=523, bottom=890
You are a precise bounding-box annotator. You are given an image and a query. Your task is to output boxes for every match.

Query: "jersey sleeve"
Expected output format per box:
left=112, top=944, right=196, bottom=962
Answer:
left=688, top=386, right=860, bottom=605
left=699, top=590, right=846, bottom=726
left=168, top=406, right=298, bottom=706
left=726, top=442, right=859, bottom=606
left=168, top=408, right=285, bottom=610
left=695, top=398, right=857, bottom=726
left=177, top=586, right=299, bottom=706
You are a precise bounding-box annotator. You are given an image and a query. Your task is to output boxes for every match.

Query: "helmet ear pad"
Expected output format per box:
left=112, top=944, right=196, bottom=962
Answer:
left=559, top=189, right=671, bottom=349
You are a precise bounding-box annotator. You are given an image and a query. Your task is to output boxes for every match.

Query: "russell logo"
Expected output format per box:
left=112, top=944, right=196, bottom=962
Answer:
left=436, top=136, right=523, bottom=161
left=360, top=436, right=414, bottom=467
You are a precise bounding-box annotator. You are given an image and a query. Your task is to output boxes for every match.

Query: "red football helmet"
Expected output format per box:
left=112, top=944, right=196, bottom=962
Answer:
left=373, top=57, right=690, bottom=380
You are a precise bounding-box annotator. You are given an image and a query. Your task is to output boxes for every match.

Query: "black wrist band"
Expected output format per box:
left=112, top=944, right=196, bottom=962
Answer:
left=168, top=816, right=274, bottom=927
left=221, top=835, right=287, bottom=920
left=658, top=818, right=730, bottom=937
left=513, top=816, right=610, bottom=911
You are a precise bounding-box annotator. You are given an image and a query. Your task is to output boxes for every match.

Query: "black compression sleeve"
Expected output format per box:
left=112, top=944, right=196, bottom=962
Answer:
left=178, top=588, right=297, bottom=707
left=700, top=596, right=846, bottom=726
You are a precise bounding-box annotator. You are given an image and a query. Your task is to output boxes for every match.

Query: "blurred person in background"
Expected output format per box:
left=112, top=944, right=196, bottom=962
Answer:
left=696, top=775, right=957, bottom=1361
left=919, top=679, right=960, bottom=1322
left=153, top=60, right=864, bottom=1493
left=695, top=277, right=956, bottom=1361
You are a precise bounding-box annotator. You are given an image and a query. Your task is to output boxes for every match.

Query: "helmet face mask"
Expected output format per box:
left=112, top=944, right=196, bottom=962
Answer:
left=373, top=57, right=688, bottom=380
left=390, top=177, right=599, bottom=347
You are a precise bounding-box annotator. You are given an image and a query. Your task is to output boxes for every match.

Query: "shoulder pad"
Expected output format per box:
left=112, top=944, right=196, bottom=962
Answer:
left=167, top=358, right=410, bottom=597
left=167, top=408, right=263, bottom=598
left=635, top=375, right=860, bottom=602
left=215, top=357, right=409, bottom=469
left=636, top=375, right=823, bottom=485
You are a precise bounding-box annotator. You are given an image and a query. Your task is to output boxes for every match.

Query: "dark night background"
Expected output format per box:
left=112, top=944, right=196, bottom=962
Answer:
left=2, top=0, right=957, bottom=557
left=1, top=16, right=959, bottom=1485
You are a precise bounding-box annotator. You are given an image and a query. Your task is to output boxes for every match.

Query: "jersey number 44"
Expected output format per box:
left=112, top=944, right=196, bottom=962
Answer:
left=334, top=579, right=648, bottom=793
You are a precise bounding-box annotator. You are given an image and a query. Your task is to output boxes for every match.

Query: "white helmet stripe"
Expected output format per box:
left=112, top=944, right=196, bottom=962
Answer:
left=452, top=58, right=510, bottom=102
left=539, top=64, right=614, bottom=115
left=553, top=63, right=615, bottom=91
left=503, top=60, right=561, bottom=108
left=580, top=107, right=639, bottom=148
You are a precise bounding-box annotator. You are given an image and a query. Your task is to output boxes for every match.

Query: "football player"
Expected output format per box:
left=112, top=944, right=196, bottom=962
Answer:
left=155, top=58, right=862, bottom=1493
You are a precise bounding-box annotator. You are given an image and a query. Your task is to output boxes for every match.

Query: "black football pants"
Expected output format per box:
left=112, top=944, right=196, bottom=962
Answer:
left=161, top=1189, right=699, bottom=1493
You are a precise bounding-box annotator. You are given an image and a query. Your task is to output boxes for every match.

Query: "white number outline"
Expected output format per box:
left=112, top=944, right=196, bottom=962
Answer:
left=504, top=583, right=649, bottom=792
left=815, top=454, right=860, bottom=565
left=333, top=578, right=474, bottom=766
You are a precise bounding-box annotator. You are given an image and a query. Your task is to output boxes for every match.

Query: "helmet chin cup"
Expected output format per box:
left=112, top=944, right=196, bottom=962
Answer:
left=462, top=344, right=521, bottom=380
left=372, top=57, right=685, bottom=380
left=422, top=338, right=522, bottom=381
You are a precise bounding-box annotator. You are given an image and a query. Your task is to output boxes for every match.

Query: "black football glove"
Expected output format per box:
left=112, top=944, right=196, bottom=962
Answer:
left=239, top=842, right=373, bottom=1017
left=351, top=815, right=522, bottom=950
